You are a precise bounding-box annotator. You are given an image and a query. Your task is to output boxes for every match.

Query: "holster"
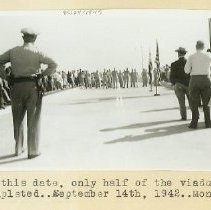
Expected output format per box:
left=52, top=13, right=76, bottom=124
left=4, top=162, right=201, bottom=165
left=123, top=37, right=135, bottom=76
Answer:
left=8, top=73, right=15, bottom=87
left=36, top=78, right=45, bottom=98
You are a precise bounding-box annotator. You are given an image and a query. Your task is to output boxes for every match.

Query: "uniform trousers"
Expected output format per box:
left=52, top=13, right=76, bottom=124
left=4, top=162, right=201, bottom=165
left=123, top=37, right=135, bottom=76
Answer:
left=11, top=81, right=41, bottom=156
left=189, top=75, right=211, bottom=127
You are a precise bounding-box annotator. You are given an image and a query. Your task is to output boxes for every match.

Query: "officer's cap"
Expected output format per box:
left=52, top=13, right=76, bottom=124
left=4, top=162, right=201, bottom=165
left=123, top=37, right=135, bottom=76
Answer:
left=21, top=28, right=39, bottom=36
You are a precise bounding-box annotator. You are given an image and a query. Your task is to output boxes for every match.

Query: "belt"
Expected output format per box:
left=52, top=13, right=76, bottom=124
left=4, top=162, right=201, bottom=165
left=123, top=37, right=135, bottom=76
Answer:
left=191, top=75, right=209, bottom=77
left=13, top=76, right=37, bottom=83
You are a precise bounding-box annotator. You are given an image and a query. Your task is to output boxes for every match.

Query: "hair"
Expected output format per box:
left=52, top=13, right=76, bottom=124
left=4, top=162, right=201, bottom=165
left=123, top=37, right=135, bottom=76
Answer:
left=196, top=40, right=204, bottom=50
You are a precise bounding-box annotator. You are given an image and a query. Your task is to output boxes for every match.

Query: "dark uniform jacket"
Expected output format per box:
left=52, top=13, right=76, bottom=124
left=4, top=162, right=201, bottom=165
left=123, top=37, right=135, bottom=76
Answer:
left=170, top=57, right=190, bottom=87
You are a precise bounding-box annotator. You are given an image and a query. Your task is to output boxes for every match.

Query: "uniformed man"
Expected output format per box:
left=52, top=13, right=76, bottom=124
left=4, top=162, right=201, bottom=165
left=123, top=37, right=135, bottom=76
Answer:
left=0, top=28, right=57, bottom=158
left=185, top=41, right=211, bottom=128
left=170, top=47, right=191, bottom=120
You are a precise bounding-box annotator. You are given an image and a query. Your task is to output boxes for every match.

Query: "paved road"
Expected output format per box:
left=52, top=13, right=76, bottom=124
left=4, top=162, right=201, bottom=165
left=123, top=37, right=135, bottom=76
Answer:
left=0, top=86, right=211, bottom=170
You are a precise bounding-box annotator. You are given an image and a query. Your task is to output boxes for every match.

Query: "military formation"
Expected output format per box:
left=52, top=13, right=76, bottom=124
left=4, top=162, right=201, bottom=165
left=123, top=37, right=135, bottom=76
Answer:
left=0, top=63, right=171, bottom=110
left=66, top=68, right=139, bottom=89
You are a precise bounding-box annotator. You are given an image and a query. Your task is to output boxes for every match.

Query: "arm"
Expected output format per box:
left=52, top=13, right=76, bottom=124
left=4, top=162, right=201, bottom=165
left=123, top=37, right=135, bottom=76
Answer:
left=39, top=53, right=57, bottom=76
left=184, top=57, right=191, bottom=74
left=170, top=63, right=176, bottom=85
left=0, top=50, right=10, bottom=66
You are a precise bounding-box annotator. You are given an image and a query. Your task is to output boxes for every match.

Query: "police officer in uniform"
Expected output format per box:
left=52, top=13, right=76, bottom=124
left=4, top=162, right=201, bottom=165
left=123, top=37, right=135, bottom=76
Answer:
left=185, top=41, right=211, bottom=128
left=0, top=28, right=57, bottom=158
left=170, top=47, right=191, bottom=120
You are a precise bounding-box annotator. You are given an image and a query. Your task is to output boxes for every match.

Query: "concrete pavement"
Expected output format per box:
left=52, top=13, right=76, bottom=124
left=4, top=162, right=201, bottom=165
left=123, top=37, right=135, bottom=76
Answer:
left=0, top=86, right=211, bottom=170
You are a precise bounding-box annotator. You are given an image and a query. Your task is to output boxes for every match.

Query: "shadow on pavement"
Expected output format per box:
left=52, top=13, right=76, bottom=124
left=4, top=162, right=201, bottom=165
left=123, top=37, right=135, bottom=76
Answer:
left=0, top=153, right=16, bottom=160
left=104, top=122, right=204, bottom=144
left=142, top=107, right=179, bottom=113
left=0, top=156, right=28, bottom=165
left=100, top=119, right=181, bottom=132
left=67, top=92, right=172, bottom=106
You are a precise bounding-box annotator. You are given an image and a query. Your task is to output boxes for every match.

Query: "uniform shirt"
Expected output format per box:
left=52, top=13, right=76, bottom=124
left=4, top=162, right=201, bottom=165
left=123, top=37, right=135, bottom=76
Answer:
left=184, top=50, right=211, bottom=75
left=0, top=43, right=57, bottom=78
left=170, top=57, right=190, bottom=86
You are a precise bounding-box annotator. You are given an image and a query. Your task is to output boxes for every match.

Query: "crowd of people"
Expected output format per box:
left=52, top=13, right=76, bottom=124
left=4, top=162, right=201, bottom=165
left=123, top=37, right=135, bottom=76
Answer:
left=0, top=65, right=171, bottom=109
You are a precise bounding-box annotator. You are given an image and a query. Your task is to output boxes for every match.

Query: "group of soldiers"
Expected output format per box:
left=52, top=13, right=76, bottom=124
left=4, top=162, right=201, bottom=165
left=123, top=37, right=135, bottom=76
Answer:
left=66, top=68, right=139, bottom=89
left=65, top=66, right=170, bottom=89
left=0, top=64, right=171, bottom=109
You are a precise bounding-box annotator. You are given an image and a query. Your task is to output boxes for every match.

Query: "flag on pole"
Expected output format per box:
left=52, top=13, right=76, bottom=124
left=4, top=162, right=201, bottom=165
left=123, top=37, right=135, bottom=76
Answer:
left=148, top=50, right=153, bottom=85
left=155, top=40, right=160, bottom=69
left=154, top=40, right=160, bottom=96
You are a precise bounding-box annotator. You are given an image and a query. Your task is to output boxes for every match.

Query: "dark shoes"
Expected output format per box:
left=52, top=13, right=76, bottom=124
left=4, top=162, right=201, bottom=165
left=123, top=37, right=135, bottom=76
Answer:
left=188, top=122, right=197, bottom=129
left=205, top=124, right=211, bottom=128
left=188, top=122, right=211, bottom=129
left=28, top=153, right=41, bottom=159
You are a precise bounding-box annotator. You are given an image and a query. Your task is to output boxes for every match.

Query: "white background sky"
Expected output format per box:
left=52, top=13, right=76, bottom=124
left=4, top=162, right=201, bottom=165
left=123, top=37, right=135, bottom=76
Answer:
left=0, top=9, right=211, bottom=72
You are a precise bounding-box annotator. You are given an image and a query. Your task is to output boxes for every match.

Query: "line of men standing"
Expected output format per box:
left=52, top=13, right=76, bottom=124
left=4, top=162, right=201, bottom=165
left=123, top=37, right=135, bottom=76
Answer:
left=170, top=41, right=211, bottom=129
left=67, top=68, right=139, bottom=89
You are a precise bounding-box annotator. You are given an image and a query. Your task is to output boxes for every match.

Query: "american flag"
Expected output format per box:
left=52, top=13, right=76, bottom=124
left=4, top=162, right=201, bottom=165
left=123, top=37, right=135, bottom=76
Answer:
left=148, top=50, right=152, bottom=72
left=155, top=40, right=160, bottom=68
left=148, top=50, right=153, bottom=84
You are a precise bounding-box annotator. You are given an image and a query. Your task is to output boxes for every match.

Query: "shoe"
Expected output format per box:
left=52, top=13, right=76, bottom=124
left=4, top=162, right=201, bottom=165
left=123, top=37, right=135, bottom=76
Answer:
left=188, top=123, right=197, bottom=129
left=205, top=124, right=211, bottom=128
left=28, top=153, right=41, bottom=159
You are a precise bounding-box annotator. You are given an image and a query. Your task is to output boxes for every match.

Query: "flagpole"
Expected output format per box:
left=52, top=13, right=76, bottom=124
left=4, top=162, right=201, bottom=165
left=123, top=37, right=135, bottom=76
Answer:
left=141, top=47, right=143, bottom=70
left=154, top=40, right=160, bottom=96
left=209, top=18, right=211, bottom=50
left=149, top=49, right=153, bottom=92
left=141, top=46, right=144, bottom=88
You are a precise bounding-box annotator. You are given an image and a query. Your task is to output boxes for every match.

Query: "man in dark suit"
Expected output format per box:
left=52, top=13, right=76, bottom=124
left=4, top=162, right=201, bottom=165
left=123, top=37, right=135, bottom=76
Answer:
left=170, top=47, right=191, bottom=120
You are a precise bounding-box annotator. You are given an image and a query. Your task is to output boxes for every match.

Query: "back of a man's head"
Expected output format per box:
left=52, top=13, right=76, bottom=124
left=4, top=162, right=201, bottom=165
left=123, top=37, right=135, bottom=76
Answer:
left=196, top=40, right=205, bottom=50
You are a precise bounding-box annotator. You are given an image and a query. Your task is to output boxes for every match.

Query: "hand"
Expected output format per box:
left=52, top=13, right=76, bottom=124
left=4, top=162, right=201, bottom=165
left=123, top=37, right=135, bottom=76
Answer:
left=33, top=73, right=44, bottom=79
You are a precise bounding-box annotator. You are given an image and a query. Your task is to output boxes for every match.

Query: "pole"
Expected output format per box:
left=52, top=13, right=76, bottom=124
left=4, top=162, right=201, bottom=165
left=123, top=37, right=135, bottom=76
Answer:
left=149, top=72, right=153, bottom=92
left=149, top=49, right=153, bottom=92
left=154, top=40, right=160, bottom=96
left=209, top=18, right=211, bottom=50
left=154, top=68, right=160, bottom=96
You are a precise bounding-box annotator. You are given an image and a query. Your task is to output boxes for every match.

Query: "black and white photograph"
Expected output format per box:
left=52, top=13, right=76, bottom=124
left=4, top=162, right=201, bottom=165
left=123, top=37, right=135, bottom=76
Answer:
left=0, top=9, right=211, bottom=170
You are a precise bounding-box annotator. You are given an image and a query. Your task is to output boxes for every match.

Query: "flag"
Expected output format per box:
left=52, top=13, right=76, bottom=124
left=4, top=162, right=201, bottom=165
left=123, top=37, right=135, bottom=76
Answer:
left=148, top=50, right=153, bottom=70
left=155, top=40, right=160, bottom=69
left=148, top=50, right=153, bottom=84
